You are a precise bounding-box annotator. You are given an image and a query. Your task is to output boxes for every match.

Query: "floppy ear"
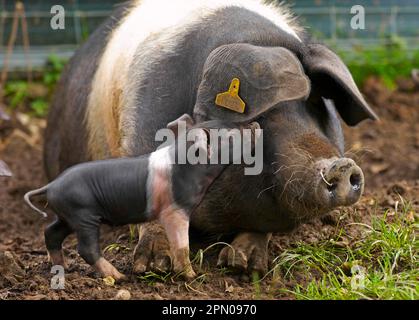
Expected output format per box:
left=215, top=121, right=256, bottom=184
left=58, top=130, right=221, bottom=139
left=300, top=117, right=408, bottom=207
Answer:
left=167, top=113, right=195, bottom=138
left=302, top=44, right=378, bottom=126
left=0, top=160, right=12, bottom=177
left=193, top=43, right=310, bottom=122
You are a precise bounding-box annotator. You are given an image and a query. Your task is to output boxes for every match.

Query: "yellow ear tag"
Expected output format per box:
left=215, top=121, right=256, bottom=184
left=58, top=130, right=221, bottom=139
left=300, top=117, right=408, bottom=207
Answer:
left=215, top=78, right=246, bottom=113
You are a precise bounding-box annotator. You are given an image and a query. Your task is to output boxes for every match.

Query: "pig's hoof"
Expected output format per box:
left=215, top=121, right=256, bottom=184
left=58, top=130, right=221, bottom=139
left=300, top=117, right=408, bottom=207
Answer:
left=48, top=250, right=68, bottom=269
left=133, top=223, right=171, bottom=274
left=174, top=266, right=196, bottom=280
left=94, top=257, right=127, bottom=282
left=181, top=269, right=197, bottom=281
left=217, top=232, right=270, bottom=276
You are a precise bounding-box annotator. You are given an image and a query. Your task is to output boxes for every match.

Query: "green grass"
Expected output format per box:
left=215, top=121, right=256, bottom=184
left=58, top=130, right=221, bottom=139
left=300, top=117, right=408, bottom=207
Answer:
left=137, top=271, right=172, bottom=285
left=272, top=199, right=418, bottom=300
left=103, top=243, right=131, bottom=253
left=3, top=55, right=67, bottom=117
left=336, top=37, right=419, bottom=89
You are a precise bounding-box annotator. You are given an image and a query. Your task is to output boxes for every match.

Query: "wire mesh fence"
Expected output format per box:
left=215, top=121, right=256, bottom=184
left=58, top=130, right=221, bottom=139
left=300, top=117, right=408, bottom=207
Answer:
left=1, top=0, right=418, bottom=70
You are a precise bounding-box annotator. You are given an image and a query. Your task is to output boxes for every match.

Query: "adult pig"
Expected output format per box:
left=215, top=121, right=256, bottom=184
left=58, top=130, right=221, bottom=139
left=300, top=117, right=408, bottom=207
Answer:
left=44, top=0, right=377, bottom=275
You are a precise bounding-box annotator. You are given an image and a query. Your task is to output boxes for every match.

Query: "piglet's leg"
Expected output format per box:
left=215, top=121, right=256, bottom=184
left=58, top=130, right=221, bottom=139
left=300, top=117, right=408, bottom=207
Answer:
left=158, top=208, right=196, bottom=280
left=44, top=218, right=73, bottom=269
left=75, top=216, right=126, bottom=281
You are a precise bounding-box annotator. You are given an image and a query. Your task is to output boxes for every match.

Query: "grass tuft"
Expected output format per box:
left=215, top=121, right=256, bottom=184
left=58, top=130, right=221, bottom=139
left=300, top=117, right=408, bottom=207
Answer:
left=274, top=198, right=418, bottom=300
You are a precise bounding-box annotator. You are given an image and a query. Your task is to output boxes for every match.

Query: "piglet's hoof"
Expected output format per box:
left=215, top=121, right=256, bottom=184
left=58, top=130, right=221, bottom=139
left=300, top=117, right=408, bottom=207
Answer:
left=94, top=257, right=127, bottom=282
left=172, top=248, right=196, bottom=280
left=174, top=265, right=196, bottom=281
left=48, top=250, right=68, bottom=269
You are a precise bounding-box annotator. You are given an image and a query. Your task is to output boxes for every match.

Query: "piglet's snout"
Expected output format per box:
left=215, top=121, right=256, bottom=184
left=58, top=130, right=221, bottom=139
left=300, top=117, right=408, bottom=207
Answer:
left=320, top=158, right=364, bottom=206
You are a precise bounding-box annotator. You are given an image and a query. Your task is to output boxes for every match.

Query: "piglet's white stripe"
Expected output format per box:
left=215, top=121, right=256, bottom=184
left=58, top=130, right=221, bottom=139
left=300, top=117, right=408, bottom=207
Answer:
left=148, top=146, right=173, bottom=171
left=146, top=146, right=173, bottom=216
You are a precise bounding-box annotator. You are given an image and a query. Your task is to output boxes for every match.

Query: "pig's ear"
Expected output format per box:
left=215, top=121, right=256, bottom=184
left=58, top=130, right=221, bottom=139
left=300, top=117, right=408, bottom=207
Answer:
left=0, top=160, right=12, bottom=177
left=302, top=43, right=378, bottom=126
left=167, top=113, right=195, bottom=137
left=193, top=44, right=310, bottom=122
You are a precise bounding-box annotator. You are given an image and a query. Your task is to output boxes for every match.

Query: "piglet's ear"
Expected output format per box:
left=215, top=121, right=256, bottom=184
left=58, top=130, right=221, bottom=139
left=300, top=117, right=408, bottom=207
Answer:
left=302, top=44, right=378, bottom=126
left=193, top=43, right=310, bottom=122
left=166, top=113, right=195, bottom=138
left=0, top=160, right=12, bottom=177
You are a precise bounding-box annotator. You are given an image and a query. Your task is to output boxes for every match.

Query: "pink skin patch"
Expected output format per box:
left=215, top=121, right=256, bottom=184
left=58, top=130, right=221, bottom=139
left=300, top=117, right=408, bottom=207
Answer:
left=149, top=162, right=195, bottom=278
left=151, top=167, right=173, bottom=217
left=158, top=207, right=195, bottom=279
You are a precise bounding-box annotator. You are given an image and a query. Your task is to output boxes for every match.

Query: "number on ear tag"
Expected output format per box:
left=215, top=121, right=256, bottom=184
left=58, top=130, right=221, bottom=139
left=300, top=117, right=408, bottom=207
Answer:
left=215, top=78, right=246, bottom=113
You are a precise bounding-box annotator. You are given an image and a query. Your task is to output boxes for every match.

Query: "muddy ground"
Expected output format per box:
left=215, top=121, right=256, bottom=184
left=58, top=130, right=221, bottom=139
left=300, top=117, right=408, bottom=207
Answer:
left=0, top=77, right=418, bottom=300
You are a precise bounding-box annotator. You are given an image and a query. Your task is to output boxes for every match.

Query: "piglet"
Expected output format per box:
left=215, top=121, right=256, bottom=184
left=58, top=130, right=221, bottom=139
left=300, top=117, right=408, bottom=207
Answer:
left=24, top=115, right=261, bottom=281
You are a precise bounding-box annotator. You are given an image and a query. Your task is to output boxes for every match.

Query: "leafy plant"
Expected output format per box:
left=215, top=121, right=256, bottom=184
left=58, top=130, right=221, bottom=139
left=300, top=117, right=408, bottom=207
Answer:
left=4, top=81, right=29, bottom=108
left=103, top=243, right=131, bottom=253
left=43, top=55, right=66, bottom=88
left=3, top=55, right=68, bottom=117
left=336, top=36, right=419, bottom=89
left=30, top=99, right=49, bottom=117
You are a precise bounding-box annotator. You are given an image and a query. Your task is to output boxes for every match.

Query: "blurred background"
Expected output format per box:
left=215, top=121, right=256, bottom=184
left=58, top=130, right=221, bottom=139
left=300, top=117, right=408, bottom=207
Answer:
left=0, top=0, right=418, bottom=116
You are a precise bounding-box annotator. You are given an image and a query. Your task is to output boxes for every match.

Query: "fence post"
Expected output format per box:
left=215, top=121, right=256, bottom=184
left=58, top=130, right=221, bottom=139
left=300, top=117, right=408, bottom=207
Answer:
left=390, top=6, right=398, bottom=37
left=330, top=5, right=337, bottom=42
left=73, top=0, right=82, bottom=44
left=0, top=0, right=5, bottom=47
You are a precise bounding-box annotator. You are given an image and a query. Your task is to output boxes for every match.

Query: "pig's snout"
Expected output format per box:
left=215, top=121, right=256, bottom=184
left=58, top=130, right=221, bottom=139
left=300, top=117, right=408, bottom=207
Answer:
left=318, top=158, right=364, bottom=207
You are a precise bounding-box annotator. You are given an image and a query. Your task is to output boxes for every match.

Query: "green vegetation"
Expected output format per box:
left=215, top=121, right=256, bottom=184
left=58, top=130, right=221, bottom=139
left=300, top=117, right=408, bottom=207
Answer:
left=337, top=37, right=419, bottom=89
left=271, top=198, right=418, bottom=300
left=103, top=243, right=131, bottom=253
left=3, top=38, right=416, bottom=118
left=137, top=271, right=172, bottom=285
left=3, top=55, right=67, bottom=117
left=42, top=55, right=66, bottom=89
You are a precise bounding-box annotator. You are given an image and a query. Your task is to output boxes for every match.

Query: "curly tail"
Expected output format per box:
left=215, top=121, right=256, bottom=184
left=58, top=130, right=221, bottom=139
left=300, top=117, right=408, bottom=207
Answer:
left=24, top=185, right=49, bottom=218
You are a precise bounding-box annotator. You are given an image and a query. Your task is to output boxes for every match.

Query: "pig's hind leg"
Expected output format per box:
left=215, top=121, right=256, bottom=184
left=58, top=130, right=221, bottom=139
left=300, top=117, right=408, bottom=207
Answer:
left=44, top=218, right=72, bottom=268
left=159, top=208, right=196, bottom=280
left=75, top=214, right=126, bottom=281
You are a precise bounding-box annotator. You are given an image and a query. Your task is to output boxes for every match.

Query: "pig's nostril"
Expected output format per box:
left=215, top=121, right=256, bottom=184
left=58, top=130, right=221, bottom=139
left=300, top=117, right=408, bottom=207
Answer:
left=350, top=174, right=362, bottom=191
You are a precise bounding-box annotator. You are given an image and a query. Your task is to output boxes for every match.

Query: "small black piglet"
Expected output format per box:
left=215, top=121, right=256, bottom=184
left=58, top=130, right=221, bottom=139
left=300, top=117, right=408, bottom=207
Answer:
left=24, top=115, right=260, bottom=280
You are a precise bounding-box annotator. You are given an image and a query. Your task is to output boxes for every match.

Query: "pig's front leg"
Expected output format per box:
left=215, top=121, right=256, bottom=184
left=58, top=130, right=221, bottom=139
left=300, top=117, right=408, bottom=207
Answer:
left=217, top=232, right=272, bottom=275
left=158, top=208, right=196, bottom=280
